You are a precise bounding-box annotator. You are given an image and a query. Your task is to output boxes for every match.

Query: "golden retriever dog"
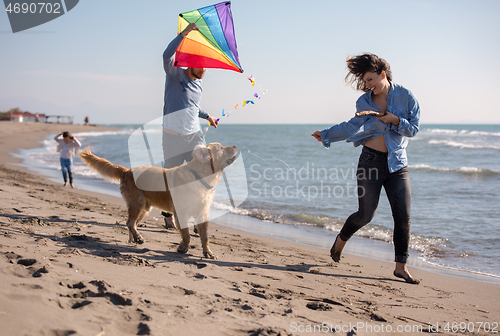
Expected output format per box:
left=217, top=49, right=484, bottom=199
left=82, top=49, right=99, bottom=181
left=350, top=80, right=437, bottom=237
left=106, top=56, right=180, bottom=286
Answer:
left=79, top=143, right=238, bottom=259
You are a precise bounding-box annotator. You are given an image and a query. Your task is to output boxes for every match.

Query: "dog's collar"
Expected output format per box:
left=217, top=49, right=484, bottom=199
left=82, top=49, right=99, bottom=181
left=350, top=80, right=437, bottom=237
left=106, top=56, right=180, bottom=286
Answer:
left=190, top=147, right=216, bottom=190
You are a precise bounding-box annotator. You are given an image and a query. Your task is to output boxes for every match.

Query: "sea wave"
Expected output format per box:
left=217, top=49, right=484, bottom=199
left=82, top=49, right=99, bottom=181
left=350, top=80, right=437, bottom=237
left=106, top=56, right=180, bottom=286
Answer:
left=424, top=128, right=500, bottom=137
left=409, top=164, right=499, bottom=176
left=212, top=201, right=454, bottom=264
left=428, top=139, right=500, bottom=150
left=212, top=201, right=344, bottom=227
left=73, top=129, right=136, bottom=137
left=325, top=222, right=450, bottom=257
left=417, top=257, right=500, bottom=279
left=71, top=127, right=163, bottom=138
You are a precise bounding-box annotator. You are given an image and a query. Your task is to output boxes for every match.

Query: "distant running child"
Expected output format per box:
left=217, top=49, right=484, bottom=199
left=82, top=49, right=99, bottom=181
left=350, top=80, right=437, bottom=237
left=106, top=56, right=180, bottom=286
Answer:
left=54, top=131, right=81, bottom=188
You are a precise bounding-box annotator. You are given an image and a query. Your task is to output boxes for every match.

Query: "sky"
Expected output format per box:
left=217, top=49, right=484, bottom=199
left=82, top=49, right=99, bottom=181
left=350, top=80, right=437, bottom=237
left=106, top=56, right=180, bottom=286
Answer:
left=1, top=0, right=500, bottom=125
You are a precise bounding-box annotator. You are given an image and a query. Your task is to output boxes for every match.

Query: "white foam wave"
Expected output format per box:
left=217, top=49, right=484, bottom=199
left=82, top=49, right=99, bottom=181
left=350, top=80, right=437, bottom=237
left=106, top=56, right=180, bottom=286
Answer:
left=424, top=128, right=500, bottom=137
left=212, top=202, right=345, bottom=228
left=468, top=130, right=500, bottom=137
left=73, top=129, right=136, bottom=137
left=72, top=127, right=163, bottom=139
left=324, top=222, right=449, bottom=256
left=212, top=201, right=252, bottom=216
left=409, top=164, right=498, bottom=175
left=428, top=139, right=500, bottom=150
left=425, top=128, right=461, bottom=135
left=72, top=165, right=102, bottom=177
left=417, top=257, right=500, bottom=279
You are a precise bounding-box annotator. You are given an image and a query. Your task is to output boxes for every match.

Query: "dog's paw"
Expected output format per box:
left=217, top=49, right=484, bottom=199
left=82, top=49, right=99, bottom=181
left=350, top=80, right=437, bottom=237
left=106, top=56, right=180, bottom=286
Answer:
left=203, top=250, right=217, bottom=260
left=177, top=244, right=189, bottom=254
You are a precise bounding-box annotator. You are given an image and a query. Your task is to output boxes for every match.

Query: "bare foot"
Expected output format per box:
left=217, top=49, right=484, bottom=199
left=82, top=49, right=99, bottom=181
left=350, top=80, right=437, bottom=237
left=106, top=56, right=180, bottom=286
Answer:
left=330, top=235, right=346, bottom=262
left=394, top=262, right=420, bottom=284
left=70, top=183, right=74, bottom=188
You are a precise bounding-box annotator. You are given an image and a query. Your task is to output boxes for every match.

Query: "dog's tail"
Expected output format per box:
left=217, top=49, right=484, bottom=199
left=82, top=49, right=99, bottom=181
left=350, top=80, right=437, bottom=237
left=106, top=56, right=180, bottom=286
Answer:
left=78, top=147, right=128, bottom=182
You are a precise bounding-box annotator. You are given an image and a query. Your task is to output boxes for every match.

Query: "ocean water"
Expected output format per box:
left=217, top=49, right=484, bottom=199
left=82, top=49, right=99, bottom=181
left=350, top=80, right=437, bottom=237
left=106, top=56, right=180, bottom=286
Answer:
left=16, top=123, right=500, bottom=282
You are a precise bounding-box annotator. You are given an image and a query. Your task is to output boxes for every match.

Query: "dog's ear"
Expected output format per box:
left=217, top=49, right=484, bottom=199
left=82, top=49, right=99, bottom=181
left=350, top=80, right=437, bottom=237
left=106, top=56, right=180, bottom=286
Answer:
left=192, top=145, right=211, bottom=162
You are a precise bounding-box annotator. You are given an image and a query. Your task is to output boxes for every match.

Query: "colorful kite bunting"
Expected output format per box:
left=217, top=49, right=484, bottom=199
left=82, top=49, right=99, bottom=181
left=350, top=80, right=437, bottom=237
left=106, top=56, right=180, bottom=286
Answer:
left=218, top=75, right=268, bottom=122
left=175, top=2, right=243, bottom=73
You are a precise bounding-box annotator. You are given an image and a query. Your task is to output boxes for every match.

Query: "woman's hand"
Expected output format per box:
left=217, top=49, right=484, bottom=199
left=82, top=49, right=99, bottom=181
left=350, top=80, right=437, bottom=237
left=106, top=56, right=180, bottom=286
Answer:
left=376, top=112, right=400, bottom=127
left=312, top=131, right=322, bottom=142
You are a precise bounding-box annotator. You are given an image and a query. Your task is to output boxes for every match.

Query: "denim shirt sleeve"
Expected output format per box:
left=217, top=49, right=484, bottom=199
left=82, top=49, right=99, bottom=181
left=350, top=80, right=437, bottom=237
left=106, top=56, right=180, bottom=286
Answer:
left=320, top=115, right=366, bottom=148
left=198, top=109, right=209, bottom=120
left=163, top=34, right=184, bottom=78
left=391, top=88, right=420, bottom=137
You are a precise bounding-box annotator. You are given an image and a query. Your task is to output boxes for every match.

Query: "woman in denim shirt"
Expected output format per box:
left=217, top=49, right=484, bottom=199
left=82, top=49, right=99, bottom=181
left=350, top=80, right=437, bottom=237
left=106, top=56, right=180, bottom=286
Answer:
left=312, top=54, right=421, bottom=284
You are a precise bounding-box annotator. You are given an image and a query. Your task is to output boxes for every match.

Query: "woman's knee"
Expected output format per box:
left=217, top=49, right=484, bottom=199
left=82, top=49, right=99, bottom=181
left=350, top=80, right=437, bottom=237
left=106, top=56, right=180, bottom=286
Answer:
left=354, top=205, right=378, bottom=225
left=341, top=210, right=376, bottom=239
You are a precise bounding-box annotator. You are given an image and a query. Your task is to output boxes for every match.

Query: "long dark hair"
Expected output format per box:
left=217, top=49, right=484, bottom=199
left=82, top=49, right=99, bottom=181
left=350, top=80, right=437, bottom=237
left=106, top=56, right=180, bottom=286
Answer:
left=62, top=131, right=74, bottom=140
left=345, top=53, right=392, bottom=92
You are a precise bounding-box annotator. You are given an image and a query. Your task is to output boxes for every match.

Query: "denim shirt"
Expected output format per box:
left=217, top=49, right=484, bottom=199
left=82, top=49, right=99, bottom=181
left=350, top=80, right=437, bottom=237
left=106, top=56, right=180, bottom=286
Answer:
left=320, top=82, right=420, bottom=173
left=162, top=34, right=209, bottom=135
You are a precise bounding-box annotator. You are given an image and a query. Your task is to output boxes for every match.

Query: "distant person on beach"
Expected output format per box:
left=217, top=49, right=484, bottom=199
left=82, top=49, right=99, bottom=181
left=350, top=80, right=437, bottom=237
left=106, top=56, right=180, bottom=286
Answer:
left=84, top=116, right=89, bottom=125
left=312, top=54, right=421, bottom=284
left=54, top=131, right=81, bottom=188
left=160, top=22, right=219, bottom=228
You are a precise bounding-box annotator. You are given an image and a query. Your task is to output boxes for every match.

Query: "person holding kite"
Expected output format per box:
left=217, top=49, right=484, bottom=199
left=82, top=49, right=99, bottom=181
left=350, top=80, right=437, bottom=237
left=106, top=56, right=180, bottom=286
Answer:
left=160, top=2, right=244, bottom=227
left=160, top=22, right=219, bottom=227
left=162, top=22, right=219, bottom=167
left=312, top=54, right=421, bottom=284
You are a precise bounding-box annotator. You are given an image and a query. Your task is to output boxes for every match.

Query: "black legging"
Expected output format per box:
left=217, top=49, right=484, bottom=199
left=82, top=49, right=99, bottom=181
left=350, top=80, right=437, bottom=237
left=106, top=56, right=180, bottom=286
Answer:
left=339, top=146, right=412, bottom=263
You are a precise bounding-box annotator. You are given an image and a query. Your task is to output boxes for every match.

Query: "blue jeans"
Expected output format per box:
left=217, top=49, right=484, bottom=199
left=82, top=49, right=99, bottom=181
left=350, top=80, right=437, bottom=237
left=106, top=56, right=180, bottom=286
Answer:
left=60, top=158, right=73, bottom=183
left=339, top=146, right=412, bottom=263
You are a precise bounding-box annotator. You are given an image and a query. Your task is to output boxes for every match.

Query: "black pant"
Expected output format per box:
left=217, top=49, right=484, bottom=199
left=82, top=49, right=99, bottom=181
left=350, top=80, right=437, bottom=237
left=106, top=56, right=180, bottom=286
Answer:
left=339, top=146, right=412, bottom=263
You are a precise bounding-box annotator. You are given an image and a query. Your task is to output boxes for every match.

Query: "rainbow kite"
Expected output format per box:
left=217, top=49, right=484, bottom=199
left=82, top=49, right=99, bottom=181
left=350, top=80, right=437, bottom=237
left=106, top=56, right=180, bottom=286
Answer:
left=175, top=2, right=243, bottom=73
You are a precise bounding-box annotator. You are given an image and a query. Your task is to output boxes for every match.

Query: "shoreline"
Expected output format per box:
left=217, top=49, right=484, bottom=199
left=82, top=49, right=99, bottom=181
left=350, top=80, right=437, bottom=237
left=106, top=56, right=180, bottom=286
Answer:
left=1, top=121, right=499, bottom=335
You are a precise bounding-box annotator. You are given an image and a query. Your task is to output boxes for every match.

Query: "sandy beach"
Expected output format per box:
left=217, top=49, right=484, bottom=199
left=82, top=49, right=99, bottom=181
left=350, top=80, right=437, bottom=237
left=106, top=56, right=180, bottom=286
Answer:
left=0, top=121, right=498, bottom=336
